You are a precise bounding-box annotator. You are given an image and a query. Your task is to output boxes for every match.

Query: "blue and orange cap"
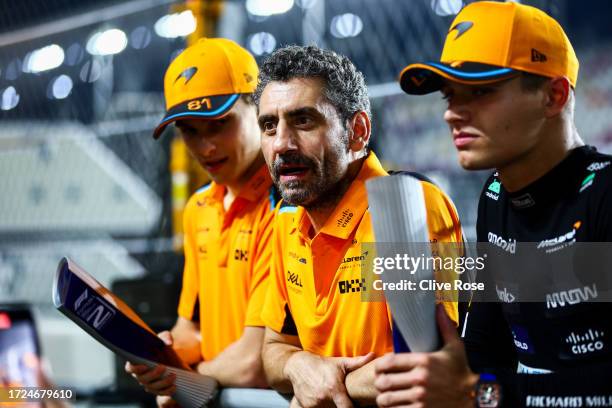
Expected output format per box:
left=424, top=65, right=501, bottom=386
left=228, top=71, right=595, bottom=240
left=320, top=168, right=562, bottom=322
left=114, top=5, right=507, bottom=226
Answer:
left=153, top=37, right=258, bottom=139
left=399, top=1, right=579, bottom=95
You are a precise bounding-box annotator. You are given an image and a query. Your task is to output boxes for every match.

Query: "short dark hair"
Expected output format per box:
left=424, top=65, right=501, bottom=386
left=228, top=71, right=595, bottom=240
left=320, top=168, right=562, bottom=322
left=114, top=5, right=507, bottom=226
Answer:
left=519, top=72, right=550, bottom=92
left=253, top=45, right=371, bottom=127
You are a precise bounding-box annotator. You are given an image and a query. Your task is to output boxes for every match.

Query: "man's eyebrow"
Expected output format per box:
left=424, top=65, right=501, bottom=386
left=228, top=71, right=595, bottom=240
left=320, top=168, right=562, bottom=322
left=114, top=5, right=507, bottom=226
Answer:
left=257, top=114, right=277, bottom=127
left=258, top=106, right=323, bottom=127
left=286, top=107, right=321, bottom=118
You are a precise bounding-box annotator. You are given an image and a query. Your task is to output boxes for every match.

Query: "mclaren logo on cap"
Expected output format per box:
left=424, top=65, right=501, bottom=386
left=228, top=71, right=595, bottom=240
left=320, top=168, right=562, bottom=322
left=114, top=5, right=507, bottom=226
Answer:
left=411, top=75, right=426, bottom=87
left=449, top=21, right=473, bottom=40
left=175, top=67, right=198, bottom=85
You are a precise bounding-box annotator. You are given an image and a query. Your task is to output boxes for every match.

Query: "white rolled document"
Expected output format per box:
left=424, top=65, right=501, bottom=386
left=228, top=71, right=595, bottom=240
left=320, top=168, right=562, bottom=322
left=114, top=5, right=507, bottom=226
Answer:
left=366, top=174, right=439, bottom=352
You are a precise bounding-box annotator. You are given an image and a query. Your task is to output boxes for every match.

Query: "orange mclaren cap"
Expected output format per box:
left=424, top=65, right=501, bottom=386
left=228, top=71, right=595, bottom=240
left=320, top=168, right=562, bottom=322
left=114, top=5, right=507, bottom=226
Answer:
left=399, top=1, right=579, bottom=95
left=153, top=38, right=258, bottom=138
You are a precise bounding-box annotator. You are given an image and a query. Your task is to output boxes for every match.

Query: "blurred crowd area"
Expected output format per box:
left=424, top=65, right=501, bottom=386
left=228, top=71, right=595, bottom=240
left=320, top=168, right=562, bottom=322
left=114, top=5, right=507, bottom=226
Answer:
left=1, top=0, right=611, bottom=399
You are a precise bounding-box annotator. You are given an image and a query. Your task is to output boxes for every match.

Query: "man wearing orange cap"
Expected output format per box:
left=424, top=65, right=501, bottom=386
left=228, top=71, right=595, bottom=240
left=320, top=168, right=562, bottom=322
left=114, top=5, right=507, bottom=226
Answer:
left=124, top=38, right=277, bottom=404
left=375, top=2, right=612, bottom=407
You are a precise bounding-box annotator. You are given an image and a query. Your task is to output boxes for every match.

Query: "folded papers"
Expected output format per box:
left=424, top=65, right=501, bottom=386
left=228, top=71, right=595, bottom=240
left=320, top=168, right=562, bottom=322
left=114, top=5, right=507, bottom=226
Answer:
left=366, top=175, right=440, bottom=353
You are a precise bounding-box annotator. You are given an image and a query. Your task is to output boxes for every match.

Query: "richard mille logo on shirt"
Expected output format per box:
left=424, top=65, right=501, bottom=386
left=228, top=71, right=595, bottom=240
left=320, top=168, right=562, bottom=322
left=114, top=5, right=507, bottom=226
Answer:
left=526, top=395, right=612, bottom=407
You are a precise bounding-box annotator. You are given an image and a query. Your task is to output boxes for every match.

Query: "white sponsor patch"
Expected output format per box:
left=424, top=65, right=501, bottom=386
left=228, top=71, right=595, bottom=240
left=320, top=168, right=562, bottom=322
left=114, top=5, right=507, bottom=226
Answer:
left=587, top=161, right=610, bottom=172
left=487, top=232, right=516, bottom=254
left=517, top=362, right=552, bottom=374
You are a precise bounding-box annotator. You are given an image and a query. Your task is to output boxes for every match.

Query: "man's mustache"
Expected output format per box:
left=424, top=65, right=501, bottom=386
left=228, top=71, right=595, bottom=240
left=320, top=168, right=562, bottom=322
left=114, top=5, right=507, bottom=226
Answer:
left=271, top=153, right=316, bottom=177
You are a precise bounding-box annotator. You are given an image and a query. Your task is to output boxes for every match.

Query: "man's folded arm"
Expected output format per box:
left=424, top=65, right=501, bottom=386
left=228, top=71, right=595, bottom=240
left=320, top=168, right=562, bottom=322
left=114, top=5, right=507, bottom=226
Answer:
left=345, top=357, right=382, bottom=405
left=196, top=326, right=267, bottom=388
left=261, top=327, right=303, bottom=393
left=169, top=316, right=202, bottom=365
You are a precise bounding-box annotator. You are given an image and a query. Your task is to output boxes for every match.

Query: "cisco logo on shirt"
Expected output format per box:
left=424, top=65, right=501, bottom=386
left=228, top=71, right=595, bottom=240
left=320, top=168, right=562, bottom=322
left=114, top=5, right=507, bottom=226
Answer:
left=487, top=232, right=516, bottom=254
left=565, top=329, right=606, bottom=356
left=336, top=209, right=354, bottom=228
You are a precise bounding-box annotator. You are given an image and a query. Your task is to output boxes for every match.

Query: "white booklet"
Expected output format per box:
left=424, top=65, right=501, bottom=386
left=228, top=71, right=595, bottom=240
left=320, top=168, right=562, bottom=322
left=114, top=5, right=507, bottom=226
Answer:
left=53, top=257, right=218, bottom=407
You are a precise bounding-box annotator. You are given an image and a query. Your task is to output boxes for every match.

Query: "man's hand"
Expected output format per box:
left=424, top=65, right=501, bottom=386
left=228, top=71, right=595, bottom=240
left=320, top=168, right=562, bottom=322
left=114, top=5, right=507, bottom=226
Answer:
left=289, top=396, right=304, bottom=408
left=124, top=331, right=177, bottom=397
left=284, top=351, right=375, bottom=408
left=156, top=395, right=180, bottom=408
left=374, top=305, right=478, bottom=408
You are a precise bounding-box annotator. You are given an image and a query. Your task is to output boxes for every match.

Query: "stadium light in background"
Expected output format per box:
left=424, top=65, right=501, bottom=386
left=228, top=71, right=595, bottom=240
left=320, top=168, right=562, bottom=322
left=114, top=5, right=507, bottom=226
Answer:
left=79, top=59, right=103, bottom=83
left=296, top=0, right=317, bottom=9
left=86, top=28, right=128, bottom=56
left=248, top=32, right=276, bottom=56
left=330, top=13, right=364, bottom=39
left=430, top=0, right=463, bottom=16
left=130, top=26, right=152, bottom=49
left=5, top=59, right=22, bottom=80
left=22, top=44, right=65, bottom=73
left=154, top=10, right=196, bottom=38
left=246, top=0, right=294, bottom=17
left=1, top=86, right=20, bottom=111
left=65, top=43, right=85, bottom=66
left=49, top=75, right=73, bottom=99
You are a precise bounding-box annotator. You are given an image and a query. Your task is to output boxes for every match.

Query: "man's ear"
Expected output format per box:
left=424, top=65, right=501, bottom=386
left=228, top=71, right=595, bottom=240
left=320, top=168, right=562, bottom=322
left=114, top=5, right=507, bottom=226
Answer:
left=544, top=77, right=571, bottom=117
left=348, top=111, right=371, bottom=152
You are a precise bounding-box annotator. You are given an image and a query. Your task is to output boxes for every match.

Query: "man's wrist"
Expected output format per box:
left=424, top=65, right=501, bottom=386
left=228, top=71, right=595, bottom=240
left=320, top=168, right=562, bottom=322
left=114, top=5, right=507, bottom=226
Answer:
left=283, top=350, right=305, bottom=383
left=345, top=367, right=375, bottom=406
left=196, top=360, right=213, bottom=377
